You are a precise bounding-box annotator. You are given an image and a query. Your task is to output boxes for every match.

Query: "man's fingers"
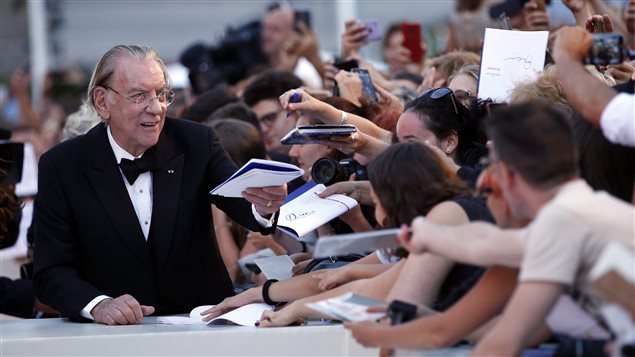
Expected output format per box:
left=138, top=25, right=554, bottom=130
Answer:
left=141, top=305, right=155, bottom=316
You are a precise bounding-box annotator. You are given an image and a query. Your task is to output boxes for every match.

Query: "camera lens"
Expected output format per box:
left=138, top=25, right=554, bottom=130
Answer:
left=311, top=157, right=340, bottom=186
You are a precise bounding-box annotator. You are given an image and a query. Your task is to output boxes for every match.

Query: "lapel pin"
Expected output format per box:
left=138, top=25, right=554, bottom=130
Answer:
left=167, top=169, right=174, bottom=174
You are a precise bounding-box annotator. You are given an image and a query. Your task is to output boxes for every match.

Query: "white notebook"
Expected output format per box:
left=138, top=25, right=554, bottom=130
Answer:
left=277, top=184, right=358, bottom=239
left=156, top=303, right=273, bottom=326
left=210, top=159, right=304, bottom=198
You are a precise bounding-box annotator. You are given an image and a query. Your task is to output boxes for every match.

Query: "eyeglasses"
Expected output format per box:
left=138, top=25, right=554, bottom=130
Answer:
left=103, top=86, right=175, bottom=108
left=416, top=87, right=459, bottom=116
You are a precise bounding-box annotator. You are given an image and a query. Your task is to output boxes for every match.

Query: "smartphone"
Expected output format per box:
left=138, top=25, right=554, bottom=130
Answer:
left=401, top=23, right=423, bottom=63
left=333, top=58, right=359, bottom=72
left=351, top=68, right=379, bottom=103
left=362, top=20, right=381, bottom=42
left=294, top=10, right=311, bottom=33
left=586, top=34, right=625, bottom=66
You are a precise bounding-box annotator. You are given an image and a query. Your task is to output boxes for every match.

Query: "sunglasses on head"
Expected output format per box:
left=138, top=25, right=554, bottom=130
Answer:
left=416, top=87, right=459, bottom=116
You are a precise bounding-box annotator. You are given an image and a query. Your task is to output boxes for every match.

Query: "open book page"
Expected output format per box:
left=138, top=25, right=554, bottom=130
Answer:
left=477, top=28, right=548, bottom=102
left=314, top=228, right=402, bottom=258
left=156, top=303, right=273, bottom=326
left=210, top=159, right=304, bottom=197
left=253, top=255, right=295, bottom=280
left=306, top=292, right=387, bottom=322
left=277, top=184, right=358, bottom=239
left=280, top=124, right=357, bottom=145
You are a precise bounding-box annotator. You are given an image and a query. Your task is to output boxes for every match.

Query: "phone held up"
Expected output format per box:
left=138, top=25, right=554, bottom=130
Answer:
left=361, top=20, right=381, bottom=42
left=401, top=22, right=423, bottom=63
left=586, top=33, right=625, bottom=66
left=294, top=10, right=311, bottom=33
left=351, top=68, right=379, bottom=103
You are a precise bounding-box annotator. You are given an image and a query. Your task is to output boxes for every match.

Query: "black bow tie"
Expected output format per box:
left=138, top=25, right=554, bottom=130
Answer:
left=119, top=150, right=158, bottom=185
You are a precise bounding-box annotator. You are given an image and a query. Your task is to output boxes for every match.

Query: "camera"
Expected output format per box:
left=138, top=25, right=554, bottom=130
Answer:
left=586, top=33, right=625, bottom=66
left=180, top=20, right=267, bottom=94
left=311, top=157, right=368, bottom=186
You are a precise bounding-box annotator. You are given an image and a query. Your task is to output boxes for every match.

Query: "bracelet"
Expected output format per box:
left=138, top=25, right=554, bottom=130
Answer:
left=262, top=279, right=286, bottom=306
left=340, top=110, right=348, bottom=125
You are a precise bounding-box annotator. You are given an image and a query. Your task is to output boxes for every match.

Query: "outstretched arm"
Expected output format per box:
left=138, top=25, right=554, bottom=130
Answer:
left=400, top=217, right=525, bottom=268
left=552, top=26, right=617, bottom=125
left=472, top=282, right=564, bottom=356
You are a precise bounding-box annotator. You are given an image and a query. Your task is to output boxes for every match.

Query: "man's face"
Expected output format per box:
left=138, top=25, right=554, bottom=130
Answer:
left=488, top=149, right=532, bottom=221
left=261, top=9, right=294, bottom=57
left=102, top=58, right=167, bottom=156
left=251, top=98, right=295, bottom=153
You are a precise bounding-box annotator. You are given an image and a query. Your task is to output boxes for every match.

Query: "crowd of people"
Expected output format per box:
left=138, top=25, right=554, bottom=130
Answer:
left=1, top=0, right=634, bottom=356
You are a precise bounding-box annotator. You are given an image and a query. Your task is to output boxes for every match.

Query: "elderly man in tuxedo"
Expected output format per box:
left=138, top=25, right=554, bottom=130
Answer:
left=33, top=45, right=287, bottom=325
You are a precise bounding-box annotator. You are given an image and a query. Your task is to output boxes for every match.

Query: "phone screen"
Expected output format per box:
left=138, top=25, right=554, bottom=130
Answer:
left=401, top=23, right=423, bottom=63
left=352, top=68, right=378, bottom=103
left=587, top=34, right=624, bottom=66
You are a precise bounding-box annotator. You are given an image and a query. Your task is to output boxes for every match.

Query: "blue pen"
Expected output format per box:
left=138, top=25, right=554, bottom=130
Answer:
left=287, top=92, right=301, bottom=117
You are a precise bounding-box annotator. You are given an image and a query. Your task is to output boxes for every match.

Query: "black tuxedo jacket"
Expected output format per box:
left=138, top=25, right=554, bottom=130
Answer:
left=33, top=118, right=268, bottom=319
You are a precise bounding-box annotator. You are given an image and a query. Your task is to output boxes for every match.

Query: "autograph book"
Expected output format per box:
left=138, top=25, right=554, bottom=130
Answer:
left=280, top=124, right=357, bottom=145
left=210, top=159, right=303, bottom=197
left=277, top=183, right=358, bottom=238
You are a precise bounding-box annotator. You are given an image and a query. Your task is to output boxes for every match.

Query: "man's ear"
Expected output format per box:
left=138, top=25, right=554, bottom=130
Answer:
left=497, top=160, right=516, bottom=190
left=92, top=87, right=111, bottom=120
left=441, top=130, right=459, bottom=155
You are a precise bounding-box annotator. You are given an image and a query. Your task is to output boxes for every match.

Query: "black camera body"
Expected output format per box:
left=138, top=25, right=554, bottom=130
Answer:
left=180, top=20, right=267, bottom=94
left=311, top=157, right=368, bottom=186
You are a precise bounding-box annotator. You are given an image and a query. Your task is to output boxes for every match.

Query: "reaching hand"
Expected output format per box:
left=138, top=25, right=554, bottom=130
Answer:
left=322, top=60, right=338, bottom=90
left=396, top=219, right=430, bottom=255
left=344, top=320, right=393, bottom=348
left=243, top=184, right=287, bottom=217
left=334, top=70, right=363, bottom=106
left=201, top=287, right=261, bottom=321
left=256, top=303, right=305, bottom=327
left=585, top=14, right=615, bottom=33
left=318, top=180, right=372, bottom=206
left=605, top=61, right=635, bottom=84
left=553, top=26, right=593, bottom=63
left=91, top=294, right=154, bottom=325
left=313, top=266, right=352, bottom=291
left=341, top=19, right=370, bottom=58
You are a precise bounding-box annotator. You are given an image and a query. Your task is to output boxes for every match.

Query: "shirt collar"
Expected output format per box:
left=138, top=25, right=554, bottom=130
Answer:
left=107, top=126, right=143, bottom=163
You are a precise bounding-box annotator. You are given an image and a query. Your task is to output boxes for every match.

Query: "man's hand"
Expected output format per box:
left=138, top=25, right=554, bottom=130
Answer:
left=243, top=185, right=287, bottom=217
left=552, top=26, right=593, bottom=64
left=91, top=294, right=154, bottom=325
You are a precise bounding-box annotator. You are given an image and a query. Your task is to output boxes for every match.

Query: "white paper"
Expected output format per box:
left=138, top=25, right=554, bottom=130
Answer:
left=156, top=303, right=273, bottom=326
left=478, top=28, right=549, bottom=102
left=314, top=228, right=401, bottom=258
left=277, top=184, right=358, bottom=238
left=210, top=159, right=304, bottom=198
left=306, top=292, right=387, bottom=322
left=253, top=255, right=295, bottom=281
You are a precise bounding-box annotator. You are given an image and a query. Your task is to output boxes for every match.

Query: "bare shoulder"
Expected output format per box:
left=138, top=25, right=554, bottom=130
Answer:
left=426, top=201, right=470, bottom=226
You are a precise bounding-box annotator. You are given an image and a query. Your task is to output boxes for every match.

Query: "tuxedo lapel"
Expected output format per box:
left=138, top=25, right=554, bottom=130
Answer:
left=84, top=125, right=153, bottom=270
left=149, top=128, right=184, bottom=275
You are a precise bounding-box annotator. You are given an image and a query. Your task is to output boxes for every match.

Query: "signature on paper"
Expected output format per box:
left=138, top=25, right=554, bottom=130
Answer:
left=285, top=211, right=315, bottom=222
left=503, top=55, right=533, bottom=70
